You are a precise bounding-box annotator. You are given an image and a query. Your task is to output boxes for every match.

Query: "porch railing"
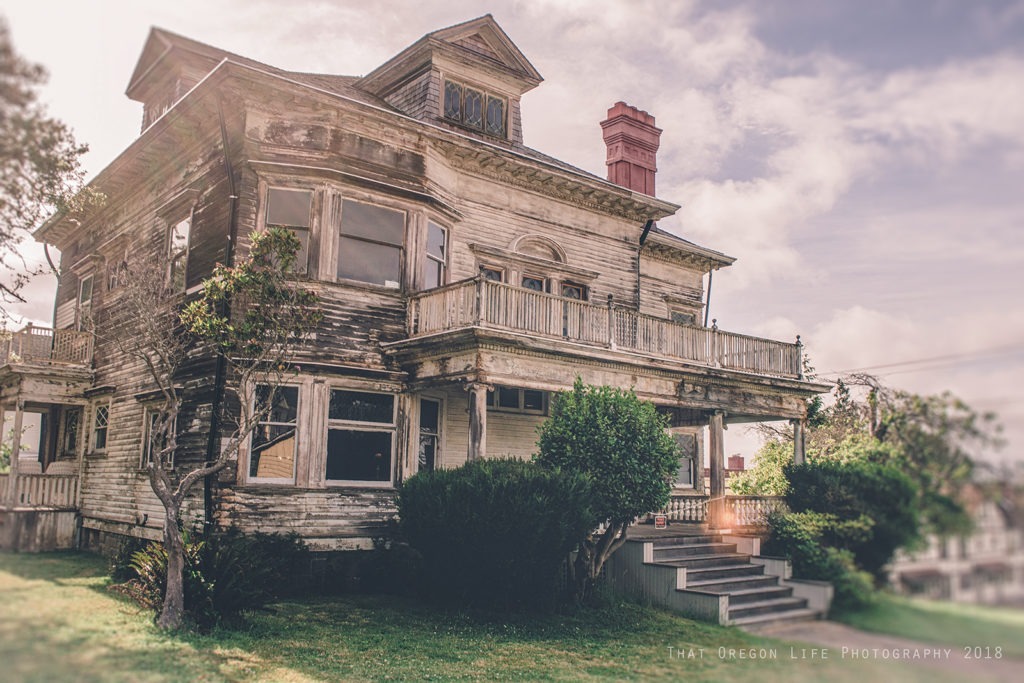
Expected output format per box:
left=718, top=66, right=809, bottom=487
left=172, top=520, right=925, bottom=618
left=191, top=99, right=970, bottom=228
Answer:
left=408, top=278, right=802, bottom=379
left=0, top=324, right=93, bottom=366
left=0, top=473, right=79, bottom=509
left=661, top=494, right=786, bottom=528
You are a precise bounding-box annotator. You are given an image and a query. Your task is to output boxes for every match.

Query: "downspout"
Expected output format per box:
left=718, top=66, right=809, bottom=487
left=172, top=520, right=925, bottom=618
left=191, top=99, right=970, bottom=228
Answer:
left=637, top=220, right=653, bottom=310
left=204, top=98, right=239, bottom=533
left=703, top=269, right=714, bottom=327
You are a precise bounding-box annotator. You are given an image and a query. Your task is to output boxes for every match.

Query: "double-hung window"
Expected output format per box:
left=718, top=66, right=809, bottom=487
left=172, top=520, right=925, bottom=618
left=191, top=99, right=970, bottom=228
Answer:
left=423, top=222, right=447, bottom=289
left=338, top=200, right=404, bottom=288
left=249, top=385, right=299, bottom=481
left=61, top=408, right=81, bottom=457
left=168, top=216, right=191, bottom=293
left=265, top=188, right=312, bottom=274
left=92, top=404, right=110, bottom=452
left=326, top=389, right=396, bottom=484
left=77, top=274, right=94, bottom=330
left=142, top=408, right=175, bottom=469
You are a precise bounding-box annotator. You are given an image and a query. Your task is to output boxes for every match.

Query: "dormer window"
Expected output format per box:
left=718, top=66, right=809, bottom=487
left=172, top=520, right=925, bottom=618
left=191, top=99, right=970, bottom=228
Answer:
left=443, top=79, right=506, bottom=138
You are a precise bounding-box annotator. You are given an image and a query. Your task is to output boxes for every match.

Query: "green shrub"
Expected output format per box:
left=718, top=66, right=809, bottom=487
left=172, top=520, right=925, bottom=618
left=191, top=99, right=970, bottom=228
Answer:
left=783, top=458, right=919, bottom=580
left=108, top=535, right=151, bottom=583
left=763, top=511, right=875, bottom=611
left=126, top=528, right=308, bottom=629
left=398, top=457, right=596, bottom=610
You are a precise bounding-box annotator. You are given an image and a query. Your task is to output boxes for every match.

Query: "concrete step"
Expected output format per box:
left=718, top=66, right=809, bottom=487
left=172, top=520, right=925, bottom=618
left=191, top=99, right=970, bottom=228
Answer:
left=651, top=534, right=722, bottom=547
left=653, top=553, right=752, bottom=569
left=688, top=575, right=780, bottom=592
left=728, top=597, right=809, bottom=620
left=651, top=542, right=737, bottom=559
left=684, top=564, right=766, bottom=582
left=730, top=607, right=823, bottom=628
left=725, top=585, right=795, bottom=605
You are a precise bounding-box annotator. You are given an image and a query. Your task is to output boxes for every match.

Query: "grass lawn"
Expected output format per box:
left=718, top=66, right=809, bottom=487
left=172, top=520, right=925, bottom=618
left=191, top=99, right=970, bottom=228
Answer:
left=0, top=551, right=978, bottom=682
left=835, top=592, right=1024, bottom=658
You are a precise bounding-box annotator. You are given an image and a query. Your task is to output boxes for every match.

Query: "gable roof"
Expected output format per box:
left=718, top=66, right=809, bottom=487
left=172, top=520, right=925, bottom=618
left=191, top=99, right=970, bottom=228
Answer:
left=426, top=14, right=542, bottom=84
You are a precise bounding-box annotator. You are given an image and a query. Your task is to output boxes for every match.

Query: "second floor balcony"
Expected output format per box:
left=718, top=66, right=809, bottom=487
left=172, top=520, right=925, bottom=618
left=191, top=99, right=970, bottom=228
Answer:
left=0, top=325, right=93, bottom=368
left=407, top=278, right=803, bottom=380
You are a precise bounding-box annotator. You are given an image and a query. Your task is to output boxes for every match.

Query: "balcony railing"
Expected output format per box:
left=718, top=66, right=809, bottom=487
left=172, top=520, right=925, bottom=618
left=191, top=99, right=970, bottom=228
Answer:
left=0, top=473, right=79, bottom=509
left=661, top=494, right=787, bottom=528
left=0, top=324, right=93, bottom=366
left=408, top=278, right=802, bottom=379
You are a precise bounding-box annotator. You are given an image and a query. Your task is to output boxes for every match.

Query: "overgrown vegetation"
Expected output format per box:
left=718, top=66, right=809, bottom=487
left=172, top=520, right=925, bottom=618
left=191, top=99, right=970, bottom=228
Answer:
left=536, top=379, right=679, bottom=601
left=118, top=529, right=309, bottom=630
left=398, top=457, right=595, bottom=610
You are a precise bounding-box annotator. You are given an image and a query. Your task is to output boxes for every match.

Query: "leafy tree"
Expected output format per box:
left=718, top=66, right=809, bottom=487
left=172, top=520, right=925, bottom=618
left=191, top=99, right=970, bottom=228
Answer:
left=729, top=439, right=791, bottom=496
left=536, top=379, right=678, bottom=601
left=109, top=228, right=321, bottom=630
left=0, top=19, right=97, bottom=318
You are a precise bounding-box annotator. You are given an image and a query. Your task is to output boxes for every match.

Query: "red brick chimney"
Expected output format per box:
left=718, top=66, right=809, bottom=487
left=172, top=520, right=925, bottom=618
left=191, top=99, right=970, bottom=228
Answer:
left=727, top=454, right=745, bottom=471
left=600, top=101, right=662, bottom=196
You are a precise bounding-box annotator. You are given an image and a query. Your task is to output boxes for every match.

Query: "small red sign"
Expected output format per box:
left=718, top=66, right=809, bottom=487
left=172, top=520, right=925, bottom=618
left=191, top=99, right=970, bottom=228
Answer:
left=654, top=514, right=668, bottom=529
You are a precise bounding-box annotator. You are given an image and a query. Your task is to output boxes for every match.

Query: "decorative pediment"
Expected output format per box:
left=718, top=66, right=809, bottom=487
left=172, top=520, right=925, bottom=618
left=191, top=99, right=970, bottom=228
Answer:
left=428, top=15, right=543, bottom=85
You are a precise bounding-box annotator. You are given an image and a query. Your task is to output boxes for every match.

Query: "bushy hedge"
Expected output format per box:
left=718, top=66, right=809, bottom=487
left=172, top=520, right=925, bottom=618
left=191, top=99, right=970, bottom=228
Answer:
left=125, top=528, right=309, bottom=629
left=763, top=511, right=875, bottom=610
left=783, top=458, right=919, bottom=579
left=398, top=458, right=596, bottom=610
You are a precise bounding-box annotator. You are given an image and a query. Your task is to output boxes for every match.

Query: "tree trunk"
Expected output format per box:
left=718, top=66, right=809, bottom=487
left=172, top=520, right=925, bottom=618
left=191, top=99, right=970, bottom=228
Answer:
left=156, top=505, right=185, bottom=630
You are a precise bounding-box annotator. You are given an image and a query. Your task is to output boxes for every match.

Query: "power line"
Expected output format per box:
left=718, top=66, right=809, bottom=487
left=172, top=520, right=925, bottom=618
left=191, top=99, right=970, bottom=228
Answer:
left=818, top=343, right=1024, bottom=377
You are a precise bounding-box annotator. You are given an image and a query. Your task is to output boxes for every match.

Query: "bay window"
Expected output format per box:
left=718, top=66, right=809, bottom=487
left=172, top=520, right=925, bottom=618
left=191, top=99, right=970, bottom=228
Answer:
left=338, top=200, right=404, bottom=288
left=265, top=188, right=312, bottom=274
left=325, top=389, right=396, bottom=484
left=249, top=385, right=299, bottom=481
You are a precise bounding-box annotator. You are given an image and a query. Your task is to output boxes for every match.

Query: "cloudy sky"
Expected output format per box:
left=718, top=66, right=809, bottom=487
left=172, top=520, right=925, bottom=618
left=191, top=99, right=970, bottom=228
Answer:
left=5, top=0, right=1023, bottom=465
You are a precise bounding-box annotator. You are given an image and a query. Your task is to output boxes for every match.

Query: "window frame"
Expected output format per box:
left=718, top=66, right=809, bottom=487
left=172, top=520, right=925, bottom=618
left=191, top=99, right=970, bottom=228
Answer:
left=140, top=406, right=176, bottom=470
left=486, top=386, right=548, bottom=415
left=76, top=274, right=94, bottom=330
left=91, top=402, right=110, bottom=454
left=336, top=197, right=406, bottom=290
left=324, top=386, right=397, bottom=487
left=422, top=220, right=448, bottom=290
left=264, top=186, right=314, bottom=276
left=61, top=407, right=82, bottom=458
left=442, top=78, right=508, bottom=138
left=167, top=213, right=192, bottom=293
left=417, top=396, right=443, bottom=475
left=246, top=383, right=301, bottom=485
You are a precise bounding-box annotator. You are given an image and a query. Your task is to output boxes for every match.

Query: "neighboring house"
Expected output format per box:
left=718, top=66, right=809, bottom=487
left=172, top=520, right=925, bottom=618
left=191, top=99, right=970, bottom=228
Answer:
left=0, top=15, right=827, bottom=551
left=890, top=489, right=1024, bottom=605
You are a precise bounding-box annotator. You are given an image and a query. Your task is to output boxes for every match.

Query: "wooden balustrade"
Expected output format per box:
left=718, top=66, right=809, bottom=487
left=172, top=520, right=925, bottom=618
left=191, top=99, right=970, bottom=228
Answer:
left=1, top=325, right=92, bottom=366
left=662, top=495, right=708, bottom=522
left=408, top=278, right=802, bottom=379
left=1, top=473, right=79, bottom=509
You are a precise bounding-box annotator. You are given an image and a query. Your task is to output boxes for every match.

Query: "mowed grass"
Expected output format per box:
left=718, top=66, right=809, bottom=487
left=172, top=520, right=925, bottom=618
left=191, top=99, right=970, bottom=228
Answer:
left=835, top=593, right=1024, bottom=658
left=0, top=551, right=968, bottom=683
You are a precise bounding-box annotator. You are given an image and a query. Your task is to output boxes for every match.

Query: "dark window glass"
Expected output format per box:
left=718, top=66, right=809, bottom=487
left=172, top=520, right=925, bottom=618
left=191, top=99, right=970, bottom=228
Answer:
left=340, top=200, right=405, bottom=243
left=93, top=405, right=109, bottom=451
left=326, top=429, right=392, bottom=481
left=266, top=188, right=312, bottom=274
left=480, top=267, right=503, bottom=282
left=522, top=275, right=546, bottom=292
left=423, top=222, right=446, bottom=290
left=338, top=200, right=404, bottom=287
left=485, top=96, right=505, bottom=136
left=523, top=390, right=545, bottom=411
left=443, top=81, right=462, bottom=120
left=561, top=282, right=587, bottom=300
left=464, top=88, right=483, bottom=129
left=486, top=389, right=495, bottom=407
left=63, top=408, right=81, bottom=456
left=418, top=399, right=440, bottom=474
left=497, top=386, right=520, bottom=409
left=329, top=390, right=394, bottom=424
left=670, top=310, right=696, bottom=325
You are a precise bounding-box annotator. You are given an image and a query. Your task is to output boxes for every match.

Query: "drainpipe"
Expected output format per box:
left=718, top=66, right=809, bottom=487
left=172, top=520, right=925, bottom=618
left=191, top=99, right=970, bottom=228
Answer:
left=637, top=220, right=653, bottom=310
left=703, top=269, right=714, bottom=327
left=204, top=98, right=239, bottom=533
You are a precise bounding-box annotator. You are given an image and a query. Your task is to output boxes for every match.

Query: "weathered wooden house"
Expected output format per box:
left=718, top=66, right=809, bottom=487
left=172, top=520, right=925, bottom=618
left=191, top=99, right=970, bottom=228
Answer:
left=1, top=15, right=826, bottom=557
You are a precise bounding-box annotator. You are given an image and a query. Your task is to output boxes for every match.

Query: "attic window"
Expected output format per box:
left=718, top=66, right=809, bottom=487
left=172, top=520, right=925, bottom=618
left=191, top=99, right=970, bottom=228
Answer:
left=443, top=80, right=506, bottom=138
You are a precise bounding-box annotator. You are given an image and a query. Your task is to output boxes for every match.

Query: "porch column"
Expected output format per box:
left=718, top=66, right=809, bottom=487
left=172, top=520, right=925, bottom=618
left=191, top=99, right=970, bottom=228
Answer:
left=6, top=400, right=24, bottom=506
left=707, top=410, right=726, bottom=529
left=467, top=382, right=488, bottom=461
left=792, top=419, right=806, bottom=465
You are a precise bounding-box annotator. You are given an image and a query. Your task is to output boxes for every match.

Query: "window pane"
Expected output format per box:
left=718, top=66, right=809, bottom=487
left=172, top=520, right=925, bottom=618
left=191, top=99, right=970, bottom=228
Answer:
left=79, top=276, right=94, bottom=304
left=670, top=311, right=696, bottom=325
left=522, top=276, right=545, bottom=292
left=481, top=267, right=503, bottom=282
left=423, top=260, right=442, bottom=290
left=338, top=237, right=401, bottom=286
left=418, top=434, right=437, bottom=473
left=170, top=218, right=191, bottom=255
left=523, top=390, right=545, bottom=411
left=63, top=409, right=80, bottom=455
left=497, top=387, right=520, bottom=409
left=171, top=254, right=187, bottom=292
left=674, top=433, right=697, bottom=486
left=256, top=385, right=298, bottom=424
left=420, top=399, right=439, bottom=433
left=561, top=283, right=586, bottom=300
left=289, top=228, right=310, bottom=274
left=267, top=188, right=312, bottom=227
left=326, top=429, right=392, bottom=482
left=330, top=390, right=394, bottom=423
left=341, top=200, right=405, bottom=245
left=486, top=96, right=505, bottom=136
left=250, top=423, right=296, bottom=478
left=464, top=89, right=483, bottom=128
left=443, top=81, right=462, bottom=120
left=426, top=222, right=446, bottom=258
